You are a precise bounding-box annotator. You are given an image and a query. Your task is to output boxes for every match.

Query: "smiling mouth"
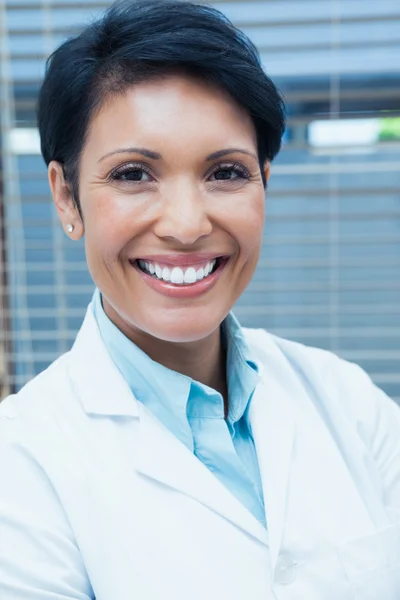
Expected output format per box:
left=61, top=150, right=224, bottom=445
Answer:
left=134, top=257, right=225, bottom=285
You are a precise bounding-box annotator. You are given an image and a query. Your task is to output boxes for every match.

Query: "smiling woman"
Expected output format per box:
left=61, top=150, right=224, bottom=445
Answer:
left=1, top=1, right=400, bottom=600
left=55, top=75, right=268, bottom=347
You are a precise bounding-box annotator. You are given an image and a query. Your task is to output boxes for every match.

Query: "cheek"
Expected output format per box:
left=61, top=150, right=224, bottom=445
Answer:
left=83, top=193, right=143, bottom=258
left=225, top=191, right=265, bottom=257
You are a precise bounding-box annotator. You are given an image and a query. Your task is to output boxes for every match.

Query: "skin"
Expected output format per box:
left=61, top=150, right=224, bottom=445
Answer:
left=48, top=74, right=270, bottom=400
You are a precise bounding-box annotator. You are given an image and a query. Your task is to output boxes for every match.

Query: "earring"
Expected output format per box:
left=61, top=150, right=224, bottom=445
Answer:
left=66, top=224, right=74, bottom=233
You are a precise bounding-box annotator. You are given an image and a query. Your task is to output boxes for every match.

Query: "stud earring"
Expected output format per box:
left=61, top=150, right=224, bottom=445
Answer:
left=66, top=224, right=74, bottom=233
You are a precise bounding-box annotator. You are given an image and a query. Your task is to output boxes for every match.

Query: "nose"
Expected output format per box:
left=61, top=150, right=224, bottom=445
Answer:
left=154, top=182, right=213, bottom=245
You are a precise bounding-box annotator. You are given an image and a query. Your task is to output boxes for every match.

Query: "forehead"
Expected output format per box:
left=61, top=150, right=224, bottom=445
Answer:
left=84, top=74, right=257, bottom=159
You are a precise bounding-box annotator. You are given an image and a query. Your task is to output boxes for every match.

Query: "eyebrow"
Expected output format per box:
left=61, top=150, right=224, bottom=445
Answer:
left=98, top=146, right=258, bottom=163
left=98, top=147, right=162, bottom=163
left=205, top=148, right=258, bottom=162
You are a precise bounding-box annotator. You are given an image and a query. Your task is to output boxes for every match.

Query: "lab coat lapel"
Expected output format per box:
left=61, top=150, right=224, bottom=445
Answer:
left=134, top=401, right=269, bottom=546
left=68, top=308, right=140, bottom=417
left=69, top=308, right=268, bottom=546
left=248, top=335, right=298, bottom=572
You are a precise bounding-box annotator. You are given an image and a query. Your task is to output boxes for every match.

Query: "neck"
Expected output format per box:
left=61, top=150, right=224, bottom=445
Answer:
left=140, top=329, right=229, bottom=417
left=144, top=329, right=226, bottom=391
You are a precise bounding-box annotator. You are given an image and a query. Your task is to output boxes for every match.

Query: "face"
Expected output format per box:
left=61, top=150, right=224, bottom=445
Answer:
left=49, top=74, right=269, bottom=344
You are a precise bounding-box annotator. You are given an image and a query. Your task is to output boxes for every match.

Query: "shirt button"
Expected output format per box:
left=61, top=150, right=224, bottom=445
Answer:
left=274, top=557, right=297, bottom=585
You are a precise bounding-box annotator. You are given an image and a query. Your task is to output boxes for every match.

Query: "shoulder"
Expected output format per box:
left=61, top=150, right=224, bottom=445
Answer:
left=0, top=357, right=93, bottom=599
left=243, top=326, right=399, bottom=435
left=0, top=349, right=87, bottom=503
left=243, top=325, right=379, bottom=401
left=243, top=327, right=400, bottom=470
left=243, top=325, right=351, bottom=376
left=0, top=350, right=78, bottom=432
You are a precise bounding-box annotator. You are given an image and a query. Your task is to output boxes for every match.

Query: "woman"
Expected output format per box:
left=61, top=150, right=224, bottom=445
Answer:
left=1, top=1, right=399, bottom=598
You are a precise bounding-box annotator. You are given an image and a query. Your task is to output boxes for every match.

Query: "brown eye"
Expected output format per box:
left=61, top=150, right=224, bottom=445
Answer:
left=110, top=164, right=153, bottom=182
left=210, top=164, right=250, bottom=182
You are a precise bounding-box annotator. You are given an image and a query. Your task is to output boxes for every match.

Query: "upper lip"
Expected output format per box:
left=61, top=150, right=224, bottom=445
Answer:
left=131, top=253, right=226, bottom=267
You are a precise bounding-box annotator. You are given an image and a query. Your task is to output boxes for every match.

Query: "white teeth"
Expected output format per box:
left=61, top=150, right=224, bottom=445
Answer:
left=162, top=267, right=171, bottom=282
left=207, top=260, right=216, bottom=275
left=138, top=259, right=218, bottom=284
left=184, top=267, right=197, bottom=284
left=170, top=267, right=184, bottom=284
left=196, top=267, right=204, bottom=281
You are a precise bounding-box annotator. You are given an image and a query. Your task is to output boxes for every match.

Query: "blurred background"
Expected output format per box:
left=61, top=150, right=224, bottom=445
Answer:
left=0, top=0, right=399, bottom=402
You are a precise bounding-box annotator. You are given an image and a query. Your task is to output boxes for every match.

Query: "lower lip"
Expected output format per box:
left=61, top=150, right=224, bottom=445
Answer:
left=130, top=259, right=229, bottom=299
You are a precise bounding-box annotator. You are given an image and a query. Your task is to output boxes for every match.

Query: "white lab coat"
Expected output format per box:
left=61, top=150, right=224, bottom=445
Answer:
left=1, top=306, right=400, bottom=600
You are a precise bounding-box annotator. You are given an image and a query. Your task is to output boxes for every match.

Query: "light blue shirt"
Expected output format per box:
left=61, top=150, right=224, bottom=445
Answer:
left=91, top=289, right=266, bottom=527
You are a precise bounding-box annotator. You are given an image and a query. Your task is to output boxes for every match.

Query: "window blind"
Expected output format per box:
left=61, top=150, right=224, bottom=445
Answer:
left=1, top=0, right=399, bottom=401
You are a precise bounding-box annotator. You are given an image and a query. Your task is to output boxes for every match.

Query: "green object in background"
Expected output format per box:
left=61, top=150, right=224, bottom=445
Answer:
left=378, top=117, right=400, bottom=141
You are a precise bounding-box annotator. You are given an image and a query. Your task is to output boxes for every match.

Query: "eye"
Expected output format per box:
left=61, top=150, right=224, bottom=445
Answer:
left=210, top=163, right=250, bottom=182
left=110, top=164, right=153, bottom=183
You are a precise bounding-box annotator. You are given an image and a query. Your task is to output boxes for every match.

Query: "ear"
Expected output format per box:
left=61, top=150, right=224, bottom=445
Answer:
left=263, top=161, right=271, bottom=186
left=48, top=161, right=84, bottom=240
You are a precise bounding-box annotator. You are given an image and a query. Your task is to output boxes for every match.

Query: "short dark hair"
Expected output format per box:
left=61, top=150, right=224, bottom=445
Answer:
left=37, top=0, right=285, bottom=212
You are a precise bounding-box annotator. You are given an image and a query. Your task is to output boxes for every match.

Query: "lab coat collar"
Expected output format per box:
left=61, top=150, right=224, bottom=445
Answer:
left=68, top=306, right=140, bottom=417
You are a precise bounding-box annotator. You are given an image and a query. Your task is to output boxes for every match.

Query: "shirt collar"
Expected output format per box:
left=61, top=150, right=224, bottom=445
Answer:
left=91, top=287, right=191, bottom=408
left=222, top=312, right=259, bottom=426
left=90, top=289, right=258, bottom=444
